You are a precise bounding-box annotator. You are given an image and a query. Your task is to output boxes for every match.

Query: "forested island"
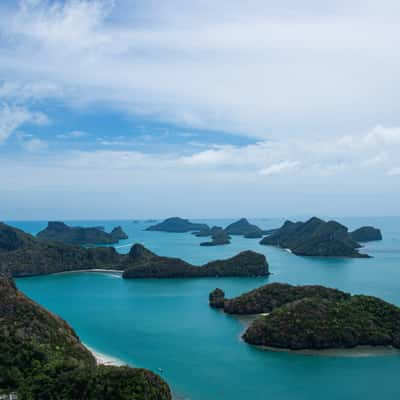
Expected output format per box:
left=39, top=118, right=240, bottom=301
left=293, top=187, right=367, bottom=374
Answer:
left=210, top=283, right=400, bottom=350
left=37, top=221, right=128, bottom=245
left=0, top=223, right=268, bottom=278
left=0, top=273, right=171, bottom=399
left=259, top=217, right=381, bottom=257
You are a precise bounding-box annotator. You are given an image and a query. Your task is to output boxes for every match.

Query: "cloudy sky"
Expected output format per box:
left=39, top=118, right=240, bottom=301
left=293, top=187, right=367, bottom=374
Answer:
left=0, top=0, right=399, bottom=219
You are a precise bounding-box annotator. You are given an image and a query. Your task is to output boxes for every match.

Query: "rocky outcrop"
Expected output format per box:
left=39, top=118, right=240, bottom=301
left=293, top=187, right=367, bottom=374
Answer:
left=0, top=274, right=172, bottom=399
left=224, top=218, right=263, bottom=236
left=37, top=221, right=128, bottom=245
left=200, top=227, right=231, bottom=246
left=122, top=244, right=269, bottom=279
left=146, top=217, right=209, bottom=233
left=350, top=226, right=382, bottom=242
left=214, top=282, right=349, bottom=315
left=209, top=288, right=225, bottom=308
left=260, top=217, right=369, bottom=257
left=243, top=295, right=400, bottom=350
left=110, top=226, right=128, bottom=240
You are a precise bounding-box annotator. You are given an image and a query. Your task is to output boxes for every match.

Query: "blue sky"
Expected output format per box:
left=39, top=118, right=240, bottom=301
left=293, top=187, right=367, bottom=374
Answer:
left=0, top=0, right=399, bottom=219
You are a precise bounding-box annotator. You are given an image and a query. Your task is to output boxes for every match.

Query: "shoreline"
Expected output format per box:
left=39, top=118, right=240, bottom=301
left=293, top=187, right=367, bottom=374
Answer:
left=83, top=344, right=127, bottom=366
left=53, top=269, right=123, bottom=275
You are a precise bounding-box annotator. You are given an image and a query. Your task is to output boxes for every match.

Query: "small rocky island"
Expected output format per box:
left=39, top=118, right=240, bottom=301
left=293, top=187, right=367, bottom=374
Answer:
left=0, top=223, right=268, bottom=279
left=122, top=244, right=268, bottom=278
left=260, top=217, right=371, bottom=257
left=146, top=217, right=209, bottom=233
left=37, top=221, right=128, bottom=245
left=350, top=226, right=383, bottom=242
left=224, top=218, right=264, bottom=238
left=210, top=283, right=400, bottom=351
left=199, top=226, right=231, bottom=246
left=0, top=273, right=171, bottom=399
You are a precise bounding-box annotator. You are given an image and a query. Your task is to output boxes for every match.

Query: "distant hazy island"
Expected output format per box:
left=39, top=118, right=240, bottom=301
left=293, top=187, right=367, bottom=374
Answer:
left=210, top=283, right=400, bottom=351
left=260, top=217, right=382, bottom=258
left=147, top=217, right=272, bottom=244
left=37, top=221, right=128, bottom=245
left=0, top=223, right=268, bottom=278
left=146, top=217, right=209, bottom=233
left=0, top=273, right=171, bottom=399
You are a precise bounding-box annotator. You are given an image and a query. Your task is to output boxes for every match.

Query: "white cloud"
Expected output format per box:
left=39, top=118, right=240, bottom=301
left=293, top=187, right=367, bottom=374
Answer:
left=57, top=130, right=89, bottom=139
left=0, top=103, right=48, bottom=143
left=387, top=167, right=400, bottom=176
left=259, top=161, right=300, bottom=176
left=20, top=137, right=48, bottom=152
left=0, top=1, right=400, bottom=138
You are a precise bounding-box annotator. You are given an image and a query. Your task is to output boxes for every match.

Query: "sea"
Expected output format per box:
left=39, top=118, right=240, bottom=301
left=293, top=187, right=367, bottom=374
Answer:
left=10, top=216, right=400, bottom=400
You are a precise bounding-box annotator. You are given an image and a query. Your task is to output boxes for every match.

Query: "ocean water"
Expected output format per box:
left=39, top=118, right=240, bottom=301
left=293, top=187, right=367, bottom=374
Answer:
left=11, top=217, right=400, bottom=400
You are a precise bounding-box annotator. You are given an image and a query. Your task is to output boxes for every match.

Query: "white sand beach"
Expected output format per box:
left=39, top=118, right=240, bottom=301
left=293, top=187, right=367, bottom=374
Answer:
left=84, top=344, right=127, bottom=366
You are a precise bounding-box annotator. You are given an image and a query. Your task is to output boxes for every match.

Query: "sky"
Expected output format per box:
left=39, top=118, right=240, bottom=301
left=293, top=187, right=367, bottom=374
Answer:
left=0, top=0, right=399, bottom=220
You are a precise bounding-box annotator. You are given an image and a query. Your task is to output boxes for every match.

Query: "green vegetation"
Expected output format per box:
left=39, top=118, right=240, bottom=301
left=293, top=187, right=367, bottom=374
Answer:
left=260, top=217, right=370, bottom=257
left=0, top=275, right=171, bottom=399
left=219, top=282, right=349, bottom=314
left=243, top=295, right=400, bottom=349
left=37, top=221, right=128, bottom=245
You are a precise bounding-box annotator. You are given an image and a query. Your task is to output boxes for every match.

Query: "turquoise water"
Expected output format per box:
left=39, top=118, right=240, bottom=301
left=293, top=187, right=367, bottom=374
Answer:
left=11, top=217, right=400, bottom=399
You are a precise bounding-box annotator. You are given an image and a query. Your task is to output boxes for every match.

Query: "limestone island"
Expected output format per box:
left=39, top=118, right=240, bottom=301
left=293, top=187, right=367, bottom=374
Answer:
left=146, top=217, right=209, bottom=233
left=0, top=273, right=171, bottom=399
left=350, top=226, right=383, bottom=242
left=209, top=283, right=400, bottom=351
left=198, top=226, right=231, bottom=246
left=0, top=223, right=268, bottom=279
left=37, top=221, right=128, bottom=245
left=122, top=244, right=268, bottom=278
left=224, top=218, right=264, bottom=238
left=260, top=217, right=372, bottom=257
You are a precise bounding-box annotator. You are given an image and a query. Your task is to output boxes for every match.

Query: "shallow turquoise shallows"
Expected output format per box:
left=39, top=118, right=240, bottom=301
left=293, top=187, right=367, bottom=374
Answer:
left=12, top=217, right=400, bottom=400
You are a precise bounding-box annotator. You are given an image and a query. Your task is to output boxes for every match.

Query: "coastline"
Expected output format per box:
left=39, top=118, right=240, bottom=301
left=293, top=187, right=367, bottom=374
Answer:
left=83, top=344, right=127, bottom=366
left=53, top=269, right=123, bottom=275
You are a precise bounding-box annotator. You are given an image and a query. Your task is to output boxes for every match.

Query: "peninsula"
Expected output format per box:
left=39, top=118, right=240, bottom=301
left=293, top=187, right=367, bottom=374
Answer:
left=122, top=244, right=268, bottom=278
left=0, top=273, right=171, bottom=399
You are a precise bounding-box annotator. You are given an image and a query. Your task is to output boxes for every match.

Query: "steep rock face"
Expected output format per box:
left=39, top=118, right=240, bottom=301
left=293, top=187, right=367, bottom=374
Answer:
left=260, top=217, right=369, bottom=257
left=122, top=246, right=269, bottom=279
left=0, top=274, right=172, bottom=399
left=200, top=227, right=231, bottom=246
left=146, top=217, right=209, bottom=233
left=209, top=288, right=226, bottom=308
left=37, top=221, right=128, bottom=245
left=243, top=295, right=400, bottom=350
left=0, top=223, right=37, bottom=252
left=350, top=226, right=382, bottom=242
left=224, top=218, right=262, bottom=236
left=219, top=283, right=349, bottom=315
left=110, top=226, right=128, bottom=240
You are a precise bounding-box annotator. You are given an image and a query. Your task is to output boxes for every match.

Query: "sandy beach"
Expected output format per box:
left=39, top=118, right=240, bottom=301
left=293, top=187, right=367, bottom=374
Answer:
left=84, top=344, right=127, bottom=366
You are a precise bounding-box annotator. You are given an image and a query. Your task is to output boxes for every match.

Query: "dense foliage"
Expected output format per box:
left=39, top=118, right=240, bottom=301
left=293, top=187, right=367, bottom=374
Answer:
left=123, top=244, right=269, bottom=278
left=221, top=282, right=349, bottom=314
left=243, top=295, right=400, bottom=349
left=37, top=222, right=127, bottom=245
left=0, top=275, right=171, bottom=399
left=260, top=217, right=369, bottom=257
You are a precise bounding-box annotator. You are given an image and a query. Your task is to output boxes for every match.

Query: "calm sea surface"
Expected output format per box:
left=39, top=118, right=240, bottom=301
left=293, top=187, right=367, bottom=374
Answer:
left=11, top=217, right=400, bottom=400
